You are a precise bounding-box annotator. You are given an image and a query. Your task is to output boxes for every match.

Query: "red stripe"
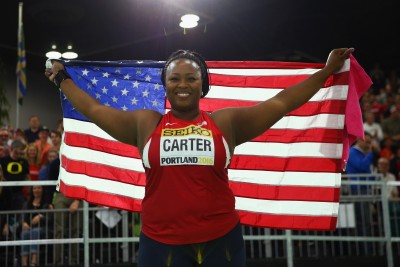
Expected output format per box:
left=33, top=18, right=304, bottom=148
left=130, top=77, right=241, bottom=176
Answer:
left=61, top=155, right=146, bottom=186
left=253, top=128, right=344, bottom=143
left=237, top=210, right=337, bottom=230
left=229, top=182, right=340, bottom=202
left=167, top=99, right=346, bottom=116
left=230, top=156, right=341, bottom=173
left=206, top=61, right=326, bottom=69
left=64, top=132, right=140, bottom=158
left=59, top=180, right=142, bottom=212
left=209, top=71, right=348, bottom=89
left=210, top=73, right=310, bottom=88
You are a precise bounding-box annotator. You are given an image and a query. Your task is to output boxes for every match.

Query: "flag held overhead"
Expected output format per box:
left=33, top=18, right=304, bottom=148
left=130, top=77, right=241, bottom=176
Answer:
left=57, top=57, right=370, bottom=231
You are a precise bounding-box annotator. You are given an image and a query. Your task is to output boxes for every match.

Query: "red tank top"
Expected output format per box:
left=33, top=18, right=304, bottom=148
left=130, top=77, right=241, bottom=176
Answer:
left=141, top=111, right=239, bottom=244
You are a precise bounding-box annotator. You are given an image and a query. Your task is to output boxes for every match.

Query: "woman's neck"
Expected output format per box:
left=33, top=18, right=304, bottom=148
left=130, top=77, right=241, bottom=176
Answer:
left=171, top=109, right=200, bottom=121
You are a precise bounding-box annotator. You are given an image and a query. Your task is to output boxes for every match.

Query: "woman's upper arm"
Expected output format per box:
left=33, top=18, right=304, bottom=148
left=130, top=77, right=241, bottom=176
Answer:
left=87, top=106, right=162, bottom=148
left=212, top=97, right=288, bottom=148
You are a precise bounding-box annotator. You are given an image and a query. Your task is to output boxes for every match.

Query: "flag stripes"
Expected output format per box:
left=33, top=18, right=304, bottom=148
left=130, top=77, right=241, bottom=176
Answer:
left=59, top=58, right=357, bottom=230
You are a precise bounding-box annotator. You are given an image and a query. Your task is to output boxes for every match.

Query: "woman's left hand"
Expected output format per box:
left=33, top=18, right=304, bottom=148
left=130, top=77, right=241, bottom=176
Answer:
left=324, top=47, right=354, bottom=74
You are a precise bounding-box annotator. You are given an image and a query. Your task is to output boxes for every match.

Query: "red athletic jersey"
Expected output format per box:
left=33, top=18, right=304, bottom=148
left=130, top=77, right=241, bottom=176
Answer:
left=141, top=110, right=239, bottom=244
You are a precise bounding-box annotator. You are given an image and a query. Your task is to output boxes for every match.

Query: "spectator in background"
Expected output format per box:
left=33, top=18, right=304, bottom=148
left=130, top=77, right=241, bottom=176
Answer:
left=0, top=165, right=13, bottom=241
left=50, top=130, right=62, bottom=153
left=25, top=143, right=41, bottom=181
left=0, top=139, right=30, bottom=210
left=0, top=140, right=30, bottom=244
left=380, top=137, right=395, bottom=160
left=0, top=128, right=11, bottom=156
left=381, top=105, right=400, bottom=144
left=38, top=147, right=59, bottom=205
left=24, top=115, right=42, bottom=144
left=34, top=127, right=53, bottom=167
left=376, top=157, right=400, bottom=236
left=377, top=157, right=399, bottom=200
left=13, top=128, right=28, bottom=145
left=49, top=156, right=82, bottom=265
left=347, top=132, right=379, bottom=191
left=0, top=145, right=7, bottom=158
left=20, top=185, right=51, bottom=267
left=363, top=111, right=383, bottom=142
left=56, top=118, right=64, bottom=134
left=346, top=132, right=379, bottom=255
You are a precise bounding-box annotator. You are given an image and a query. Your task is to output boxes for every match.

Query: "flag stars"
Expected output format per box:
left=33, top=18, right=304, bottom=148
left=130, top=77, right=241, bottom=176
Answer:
left=142, top=90, right=150, bottom=97
left=145, top=75, right=152, bottom=82
left=82, top=69, right=90, bottom=76
left=112, top=96, right=118, bottom=103
left=131, top=97, right=138, bottom=105
left=111, top=79, right=119, bottom=87
left=86, top=83, right=92, bottom=90
left=101, top=86, right=108, bottom=94
left=91, top=77, right=98, bottom=85
left=102, top=72, right=110, bottom=78
left=132, top=81, right=140, bottom=88
left=95, top=93, right=101, bottom=99
left=115, top=68, right=121, bottom=73
left=136, top=70, right=142, bottom=74
left=121, top=105, right=128, bottom=111
left=104, top=102, right=110, bottom=107
left=123, top=74, right=131, bottom=80
left=154, top=83, right=161, bottom=90
left=152, top=99, right=159, bottom=107
left=121, top=88, right=129, bottom=96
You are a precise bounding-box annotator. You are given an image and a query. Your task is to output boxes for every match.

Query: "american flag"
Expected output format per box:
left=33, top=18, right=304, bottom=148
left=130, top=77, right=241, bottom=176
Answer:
left=59, top=56, right=370, bottom=230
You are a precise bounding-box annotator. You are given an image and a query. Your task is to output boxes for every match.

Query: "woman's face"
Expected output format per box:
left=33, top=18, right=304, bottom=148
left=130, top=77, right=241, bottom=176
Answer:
left=165, top=59, right=202, bottom=112
left=27, top=146, right=37, bottom=158
left=32, top=186, right=43, bottom=197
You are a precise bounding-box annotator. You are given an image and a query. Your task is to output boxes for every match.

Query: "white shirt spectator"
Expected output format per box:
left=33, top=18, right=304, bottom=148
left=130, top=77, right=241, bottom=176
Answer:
left=363, top=111, right=384, bottom=141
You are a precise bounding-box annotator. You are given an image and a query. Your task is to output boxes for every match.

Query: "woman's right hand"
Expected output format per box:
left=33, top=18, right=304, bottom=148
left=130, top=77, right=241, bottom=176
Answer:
left=44, top=60, right=65, bottom=84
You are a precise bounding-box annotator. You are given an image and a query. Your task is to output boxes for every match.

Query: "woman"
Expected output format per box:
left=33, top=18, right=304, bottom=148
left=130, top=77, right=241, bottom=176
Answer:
left=20, top=185, right=51, bottom=267
left=45, top=48, right=353, bottom=266
left=25, top=143, right=41, bottom=181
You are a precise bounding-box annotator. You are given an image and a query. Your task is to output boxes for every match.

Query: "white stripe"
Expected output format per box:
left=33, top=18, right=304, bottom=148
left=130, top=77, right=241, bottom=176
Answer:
left=337, top=58, right=350, bottom=73
left=59, top=168, right=145, bottom=199
left=62, top=143, right=145, bottom=172
left=272, top=114, right=345, bottom=130
left=228, top=170, right=341, bottom=187
left=206, top=85, right=348, bottom=102
left=64, top=118, right=116, bottom=141
left=209, top=68, right=320, bottom=76
left=235, top=197, right=339, bottom=216
left=235, top=142, right=343, bottom=158
left=65, top=113, right=345, bottom=142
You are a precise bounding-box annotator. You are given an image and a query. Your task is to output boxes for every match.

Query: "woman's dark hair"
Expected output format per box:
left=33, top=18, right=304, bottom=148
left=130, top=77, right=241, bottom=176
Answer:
left=161, top=50, right=210, bottom=98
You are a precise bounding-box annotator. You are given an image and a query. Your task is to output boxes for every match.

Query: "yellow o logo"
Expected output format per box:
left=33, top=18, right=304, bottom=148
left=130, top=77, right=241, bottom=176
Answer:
left=6, top=162, right=23, bottom=174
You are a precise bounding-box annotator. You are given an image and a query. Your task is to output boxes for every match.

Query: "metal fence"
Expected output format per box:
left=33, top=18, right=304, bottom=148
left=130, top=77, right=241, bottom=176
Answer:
left=1, top=175, right=400, bottom=267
